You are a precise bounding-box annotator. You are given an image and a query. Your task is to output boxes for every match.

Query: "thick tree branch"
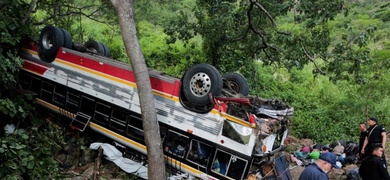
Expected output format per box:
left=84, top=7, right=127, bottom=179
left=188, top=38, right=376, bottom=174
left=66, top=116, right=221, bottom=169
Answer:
left=32, top=3, right=111, bottom=25
left=302, top=45, right=326, bottom=75
left=247, top=2, right=267, bottom=47
left=251, top=0, right=276, bottom=28
left=22, top=0, right=36, bottom=25
left=249, top=0, right=290, bottom=36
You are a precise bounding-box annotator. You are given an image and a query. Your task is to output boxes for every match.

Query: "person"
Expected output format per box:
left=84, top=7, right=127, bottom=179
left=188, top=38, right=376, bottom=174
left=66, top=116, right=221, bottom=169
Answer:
left=359, top=144, right=390, bottom=180
left=361, top=117, right=387, bottom=160
left=299, top=152, right=341, bottom=180
left=332, top=144, right=345, bottom=166
left=358, top=122, right=368, bottom=160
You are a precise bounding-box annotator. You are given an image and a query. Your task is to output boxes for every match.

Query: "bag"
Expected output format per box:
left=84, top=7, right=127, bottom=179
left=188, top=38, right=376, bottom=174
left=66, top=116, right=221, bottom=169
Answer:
left=346, top=167, right=359, bottom=180
left=345, top=141, right=359, bottom=156
left=345, top=155, right=358, bottom=164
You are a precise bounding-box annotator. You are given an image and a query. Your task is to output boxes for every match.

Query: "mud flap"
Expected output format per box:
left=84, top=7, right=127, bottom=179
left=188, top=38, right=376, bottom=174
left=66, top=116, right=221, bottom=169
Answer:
left=70, top=112, right=91, bottom=132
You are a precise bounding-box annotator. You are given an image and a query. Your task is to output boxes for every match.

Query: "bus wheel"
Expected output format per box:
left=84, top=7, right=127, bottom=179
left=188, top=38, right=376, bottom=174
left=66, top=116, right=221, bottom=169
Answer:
left=38, top=46, right=57, bottom=63
left=38, top=25, right=64, bottom=62
left=84, top=40, right=105, bottom=56
left=182, top=63, right=222, bottom=106
left=223, top=72, right=249, bottom=96
left=60, top=28, right=72, bottom=49
left=100, top=42, right=111, bottom=57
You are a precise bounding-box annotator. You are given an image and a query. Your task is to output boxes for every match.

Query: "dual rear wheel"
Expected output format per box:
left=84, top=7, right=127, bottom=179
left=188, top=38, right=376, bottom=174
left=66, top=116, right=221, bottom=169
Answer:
left=181, top=64, right=249, bottom=111
left=38, top=25, right=110, bottom=63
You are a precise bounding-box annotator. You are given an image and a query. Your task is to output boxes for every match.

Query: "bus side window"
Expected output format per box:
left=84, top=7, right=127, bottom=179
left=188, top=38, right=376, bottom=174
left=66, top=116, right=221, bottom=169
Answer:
left=110, top=107, right=127, bottom=132
left=19, top=71, right=30, bottom=90
left=160, top=126, right=167, bottom=142
left=164, top=131, right=189, bottom=158
left=226, top=155, right=247, bottom=180
left=41, top=81, right=54, bottom=102
left=79, top=96, right=95, bottom=116
left=187, top=140, right=212, bottom=167
left=66, top=91, right=80, bottom=113
left=212, top=150, right=247, bottom=180
left=126, top=114, right=144, bottom=142
left=213, top=150, right=229, bottom=175
left=94, top=102, right=112, bottom=126
left=30, top=76, right=41, bottom=94
left=53, top=85, right=67, bottom=106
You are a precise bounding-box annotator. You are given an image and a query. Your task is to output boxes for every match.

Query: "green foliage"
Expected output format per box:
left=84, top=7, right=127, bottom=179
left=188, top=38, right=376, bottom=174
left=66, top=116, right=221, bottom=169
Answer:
left=1, top=0, right=390, bottom=158
left=0, top=1, right=37, bottom=123
left=0, top=126, right=63, bottom=179
left=0, top=51, right=22, bottom=86
left=1, top=1, right=66, bottom=178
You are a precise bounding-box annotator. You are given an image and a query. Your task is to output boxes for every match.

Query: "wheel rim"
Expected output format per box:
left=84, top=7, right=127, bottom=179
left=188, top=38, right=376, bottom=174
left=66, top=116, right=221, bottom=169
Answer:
left=42, top=31, right=55, bottom=50
left=189, top=72, right=212, bottom=97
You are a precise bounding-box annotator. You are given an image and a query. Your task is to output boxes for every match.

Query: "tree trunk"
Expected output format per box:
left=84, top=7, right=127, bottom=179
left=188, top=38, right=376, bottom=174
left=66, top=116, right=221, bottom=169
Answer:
left=109, top=0, right=166, bottom=179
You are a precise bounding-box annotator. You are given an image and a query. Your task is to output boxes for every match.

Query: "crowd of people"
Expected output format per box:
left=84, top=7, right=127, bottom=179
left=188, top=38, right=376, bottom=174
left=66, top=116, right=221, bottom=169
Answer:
left=293, top=117, right=389, bottom=180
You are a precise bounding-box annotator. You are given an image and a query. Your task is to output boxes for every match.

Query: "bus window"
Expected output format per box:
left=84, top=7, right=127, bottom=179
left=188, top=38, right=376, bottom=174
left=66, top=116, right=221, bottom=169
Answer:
left=187, top=140, right=212, bottom=167
left=53, top=85, right=66, bottom=106
left=66, top=91, right=80, bottom=113
left=41, top=81, right=54, bottom=102
left=126, top=115, right=144, bottom=141
left=19, top=71, right=31, bottom=90
left=212, top=150, right=247, bottom=180
left=222, top=120, right=252, bottom=145
left=79, top=96, right=95, bottom=116
left=164, top=131, right=189, bottom=158
left=94, top=102, right=111, bottom=126
left=160, top=126, right=168, bottom=141
left=109, top=107, right=128, bottom=132
left=30, top=76, right=41, bottom=94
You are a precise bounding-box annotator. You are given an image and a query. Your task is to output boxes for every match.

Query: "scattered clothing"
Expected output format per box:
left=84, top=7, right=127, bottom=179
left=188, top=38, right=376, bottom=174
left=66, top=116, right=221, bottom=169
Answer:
left=309, top=151, right=320, bottom=160
left=333, top=145, right=344, bottom=156
left=301, top=146, right=311, bottom=153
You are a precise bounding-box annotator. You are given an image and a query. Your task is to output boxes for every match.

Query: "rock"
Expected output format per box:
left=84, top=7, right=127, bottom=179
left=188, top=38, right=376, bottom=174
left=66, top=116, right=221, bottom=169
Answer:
left=300, top=139, right=314, bottom=147
left=328, top=168, right=345, bottom=179
left=290, top=166, right=305, bottom=180
left=81, top=166, right=94, bottom=179
left=79, top=149, right=97, bottom=165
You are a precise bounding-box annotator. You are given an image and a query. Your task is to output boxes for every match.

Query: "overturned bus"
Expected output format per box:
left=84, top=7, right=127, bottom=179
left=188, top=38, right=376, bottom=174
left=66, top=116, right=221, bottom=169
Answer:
left=18, top=25, right=294, bottom=180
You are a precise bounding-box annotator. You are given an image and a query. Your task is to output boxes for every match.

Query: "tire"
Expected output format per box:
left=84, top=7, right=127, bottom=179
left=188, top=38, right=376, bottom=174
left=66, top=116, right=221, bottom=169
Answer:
left=223, top=72, right=250, bottom=96
left=60, top=28, right=72, bottom=49
left=100, top=42, right=111, bottom=57
left=182, top=63, right=222, bottom=106
left=38, top=46, right=57, bottom=63
left=38, top=25, right=64, bottom=61
left=84, top=40, right=105, bottom=55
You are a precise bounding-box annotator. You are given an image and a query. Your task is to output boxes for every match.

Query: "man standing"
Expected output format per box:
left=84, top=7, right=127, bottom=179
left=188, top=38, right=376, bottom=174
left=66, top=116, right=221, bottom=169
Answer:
left=358, top=122, right=368, bottom=160
left=299, top=152, right=341, bottom=180
left=359, top=144, right=390, bottom=180
left=361, top=117, right=387, bottom=161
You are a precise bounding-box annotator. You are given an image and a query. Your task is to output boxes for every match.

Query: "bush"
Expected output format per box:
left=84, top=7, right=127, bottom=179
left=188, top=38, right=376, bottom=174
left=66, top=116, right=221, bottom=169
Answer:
left=0, top=124, right=63, bottom=179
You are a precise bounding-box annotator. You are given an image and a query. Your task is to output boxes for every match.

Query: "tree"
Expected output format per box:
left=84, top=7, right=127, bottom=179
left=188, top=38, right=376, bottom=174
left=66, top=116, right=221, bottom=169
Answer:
left=164, top=0, right=374, bottom=83
left=109, top=0, right=166, bottom=179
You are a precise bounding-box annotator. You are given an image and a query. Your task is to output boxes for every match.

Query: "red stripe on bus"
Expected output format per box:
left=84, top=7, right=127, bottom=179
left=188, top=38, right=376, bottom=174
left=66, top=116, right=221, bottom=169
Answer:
left=22, top=60, right=48, bottom=75
left=55, top=48, right=180, bottom=97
